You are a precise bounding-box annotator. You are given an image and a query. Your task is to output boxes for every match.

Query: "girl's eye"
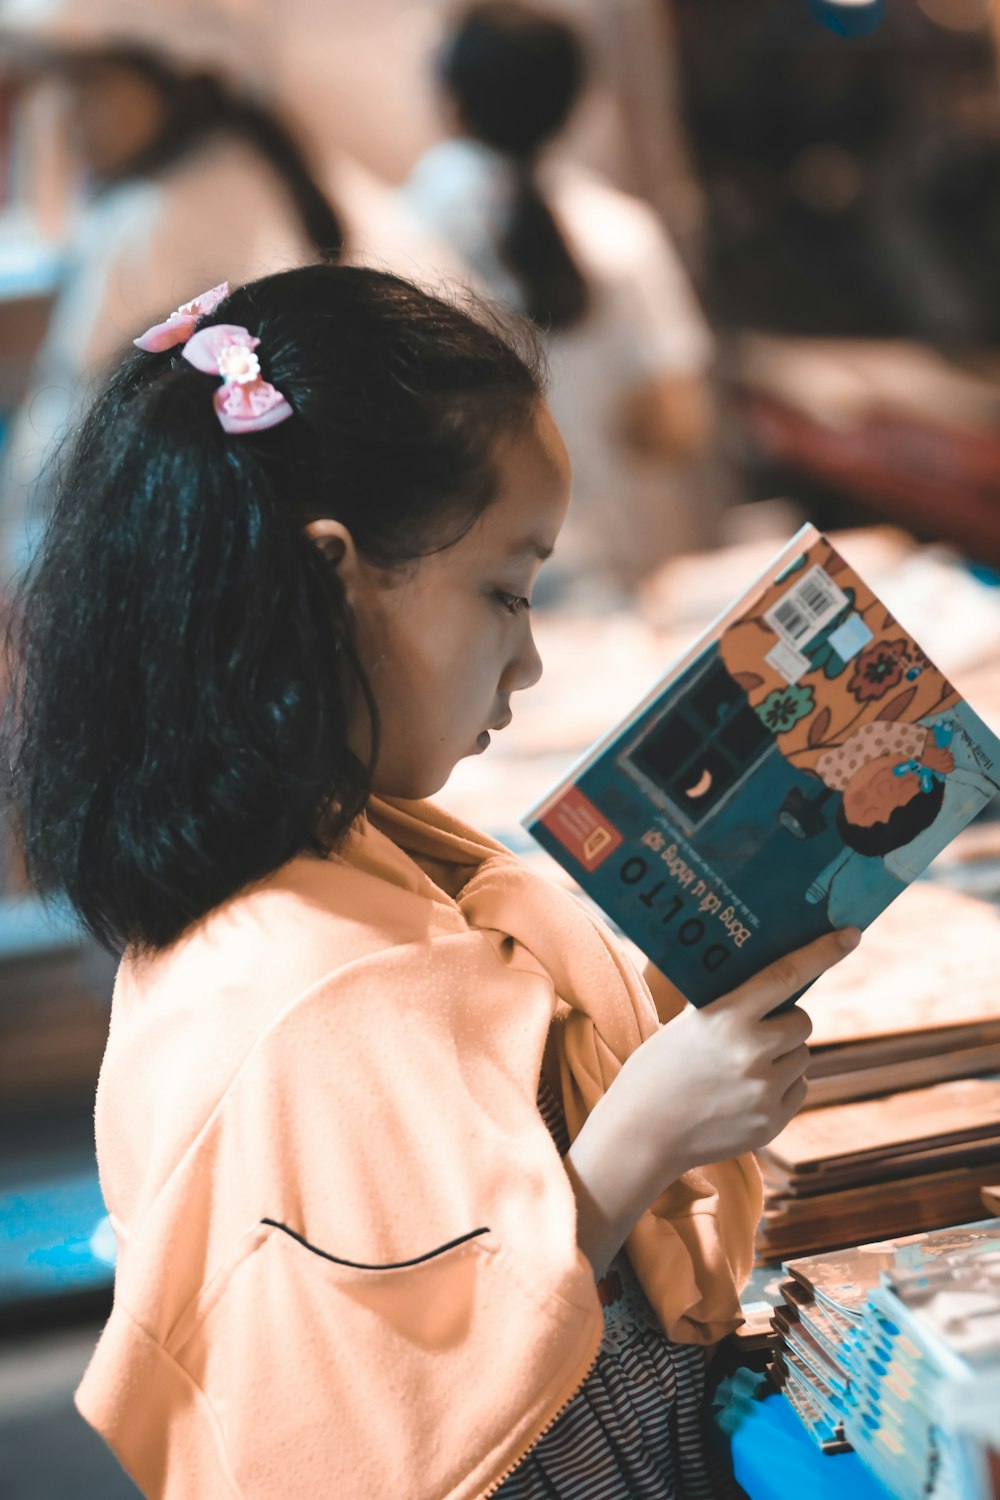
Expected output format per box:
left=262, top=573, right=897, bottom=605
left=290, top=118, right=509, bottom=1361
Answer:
left=495, top=591, right=531, bottom=615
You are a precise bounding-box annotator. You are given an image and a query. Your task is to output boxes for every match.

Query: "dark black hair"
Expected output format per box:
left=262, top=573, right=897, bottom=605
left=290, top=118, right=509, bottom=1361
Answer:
left=65, top=46, right=344, bottom=262
left=6, top=265, right=544, bottom=955
left=439, top=1, right=589, bottom=331
left=835, top=777, right=945, bottom=856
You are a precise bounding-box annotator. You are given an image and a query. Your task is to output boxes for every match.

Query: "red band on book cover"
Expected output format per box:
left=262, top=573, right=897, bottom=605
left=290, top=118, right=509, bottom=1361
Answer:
left=539, top=787, right=623, bottom=871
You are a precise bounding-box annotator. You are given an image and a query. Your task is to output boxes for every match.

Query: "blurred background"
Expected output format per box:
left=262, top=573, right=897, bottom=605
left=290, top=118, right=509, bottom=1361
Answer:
left=2, top=0, right=1000, bottom=1494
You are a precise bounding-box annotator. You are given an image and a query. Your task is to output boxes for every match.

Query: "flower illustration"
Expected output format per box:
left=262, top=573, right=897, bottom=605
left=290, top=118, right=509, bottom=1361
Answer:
left=217, top=342, right=262, bottom=384
left=848, top=638, right=908, bottom=702
left=755, top=683, right=815, bottom=734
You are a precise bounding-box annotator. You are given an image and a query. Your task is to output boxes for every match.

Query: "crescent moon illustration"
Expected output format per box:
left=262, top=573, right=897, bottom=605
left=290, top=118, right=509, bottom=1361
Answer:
left=683, top=767, right=713, bottom=799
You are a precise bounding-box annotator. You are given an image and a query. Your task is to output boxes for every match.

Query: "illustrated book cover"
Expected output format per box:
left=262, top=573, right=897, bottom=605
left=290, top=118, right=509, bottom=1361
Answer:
left=524, top=525, right=1000, bottom=1006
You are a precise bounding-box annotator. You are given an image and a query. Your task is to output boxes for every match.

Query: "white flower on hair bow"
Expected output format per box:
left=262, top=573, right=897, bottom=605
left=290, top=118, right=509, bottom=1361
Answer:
left=181, top=325, right=293, bottom=434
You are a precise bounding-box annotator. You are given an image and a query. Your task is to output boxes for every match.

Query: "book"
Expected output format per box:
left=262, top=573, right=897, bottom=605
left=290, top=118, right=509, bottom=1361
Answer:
left=782, top=1220, right=1000, bottom=1321
left=804, top=1040, right=1000, bottom=1110
left=771, top=1221, right=1000, bottom=1490
left=755, top=1076, right=1000, bottom=1256
left=763, top=1076, right=1000, bottom=1177
left=768, top=1277, right=855, bottom=1453
left=524, top=525, right=1000, bottom=1006
left=796, top=883, right=1000, bottom=1109
left=841, top=1227, right=1000, bottom=1500
left=779, top=1278, right=856, bottom=1363
left=759, top=1163, right=1000, bottom=1261
left=768, top=1354, right=852, bottom=1453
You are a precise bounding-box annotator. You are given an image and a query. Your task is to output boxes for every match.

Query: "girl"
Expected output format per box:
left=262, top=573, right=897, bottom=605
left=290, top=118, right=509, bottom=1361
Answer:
left=398, top=0, right=718, bottom=601
left=8, top=264, right=857, bottom=1499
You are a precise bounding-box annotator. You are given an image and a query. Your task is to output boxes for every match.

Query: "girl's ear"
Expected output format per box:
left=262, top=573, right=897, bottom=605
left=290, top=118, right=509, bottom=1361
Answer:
left=304, top=519, right=360, bottom=580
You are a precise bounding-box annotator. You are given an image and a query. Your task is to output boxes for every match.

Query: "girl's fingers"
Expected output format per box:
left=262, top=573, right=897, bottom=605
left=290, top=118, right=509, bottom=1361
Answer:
left=773, top=1042, right=810, bottom=1091
left=764, top=1005, right=813, bottom=1056
left=779, top=1074, right=809, bottom=1119
left=723, top=928, right=861, bottom=1021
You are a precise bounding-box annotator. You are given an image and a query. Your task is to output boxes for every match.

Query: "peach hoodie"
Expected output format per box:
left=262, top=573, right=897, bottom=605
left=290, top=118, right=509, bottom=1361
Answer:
left=75, top=796, right=762, bottom=1499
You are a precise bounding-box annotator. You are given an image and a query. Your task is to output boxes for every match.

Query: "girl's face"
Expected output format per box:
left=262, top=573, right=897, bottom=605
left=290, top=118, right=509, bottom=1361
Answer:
left=328, top=402, right=571, bottom=800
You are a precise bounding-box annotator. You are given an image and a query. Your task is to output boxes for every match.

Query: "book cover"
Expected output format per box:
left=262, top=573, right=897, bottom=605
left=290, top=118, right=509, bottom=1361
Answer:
left=524, top=525, right=1000, bottom=1006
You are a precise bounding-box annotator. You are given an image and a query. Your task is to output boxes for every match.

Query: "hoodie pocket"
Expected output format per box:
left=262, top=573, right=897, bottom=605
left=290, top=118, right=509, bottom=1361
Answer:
left=166, top=1217, right=600, bottom=1500
left=256, top=1217, right=493, bottom=1347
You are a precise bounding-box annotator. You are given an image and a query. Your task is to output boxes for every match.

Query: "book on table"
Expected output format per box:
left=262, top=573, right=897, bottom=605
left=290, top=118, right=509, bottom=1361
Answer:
left=769, top=1218, right=1000, bottom=1484
left=840, top=1223, right=1000, bottom=1500
left=524, top=524, right=1000, bottom=1006
left=799, top=881, right=1000, bottom=1106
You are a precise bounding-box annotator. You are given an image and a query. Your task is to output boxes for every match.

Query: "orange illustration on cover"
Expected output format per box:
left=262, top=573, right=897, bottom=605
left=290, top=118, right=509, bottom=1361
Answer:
left=718, top=536, right=960, bottom=849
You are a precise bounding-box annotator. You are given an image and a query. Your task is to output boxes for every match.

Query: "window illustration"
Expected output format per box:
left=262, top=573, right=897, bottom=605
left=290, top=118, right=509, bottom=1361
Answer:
left=619, top=654, right=773, bottom=831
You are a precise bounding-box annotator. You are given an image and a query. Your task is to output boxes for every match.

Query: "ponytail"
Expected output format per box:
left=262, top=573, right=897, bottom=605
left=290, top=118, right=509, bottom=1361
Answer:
left=501, top=159, right=588, bottom=331
left=440, top=2, right=590, bottom=332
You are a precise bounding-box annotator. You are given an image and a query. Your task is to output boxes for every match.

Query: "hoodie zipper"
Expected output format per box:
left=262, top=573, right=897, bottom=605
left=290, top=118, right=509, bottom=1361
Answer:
left=479, top=1314, right=604, bottom=1498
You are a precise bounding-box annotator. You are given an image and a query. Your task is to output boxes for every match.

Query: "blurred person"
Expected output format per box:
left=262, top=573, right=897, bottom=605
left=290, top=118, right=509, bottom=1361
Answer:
left=0, top=0, right=398, bottom=577
left=398, top=0, right=718, bottom=604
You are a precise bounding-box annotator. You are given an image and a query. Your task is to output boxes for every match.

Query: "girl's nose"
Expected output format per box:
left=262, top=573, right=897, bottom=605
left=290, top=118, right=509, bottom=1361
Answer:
left=506, top=626, right=543, bottom=694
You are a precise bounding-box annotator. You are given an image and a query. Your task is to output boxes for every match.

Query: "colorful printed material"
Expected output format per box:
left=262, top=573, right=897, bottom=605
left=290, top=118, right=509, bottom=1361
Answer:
left=772, top=1221, right=1000, bottom=1486
left=841, top=1223, right=1000, bottom=1500
left=525, top=525, right=1000, bottom=1005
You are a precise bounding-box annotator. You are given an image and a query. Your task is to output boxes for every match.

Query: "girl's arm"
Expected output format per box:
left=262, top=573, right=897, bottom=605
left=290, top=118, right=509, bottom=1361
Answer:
left=564, top=927, right=860, bottom=1277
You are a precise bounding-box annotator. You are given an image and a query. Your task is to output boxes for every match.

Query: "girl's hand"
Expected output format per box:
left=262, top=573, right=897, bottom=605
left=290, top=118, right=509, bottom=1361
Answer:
left=565, top=926, right=861, bottom=1276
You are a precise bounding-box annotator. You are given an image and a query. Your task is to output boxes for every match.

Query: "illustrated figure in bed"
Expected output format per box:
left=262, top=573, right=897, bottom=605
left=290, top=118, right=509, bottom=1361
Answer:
left=818, top=717, right=954, bottom=854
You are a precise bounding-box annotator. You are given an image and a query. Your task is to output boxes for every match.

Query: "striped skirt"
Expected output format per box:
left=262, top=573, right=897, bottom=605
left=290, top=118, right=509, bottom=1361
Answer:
left=496, top=1080, right=747, bottom=1499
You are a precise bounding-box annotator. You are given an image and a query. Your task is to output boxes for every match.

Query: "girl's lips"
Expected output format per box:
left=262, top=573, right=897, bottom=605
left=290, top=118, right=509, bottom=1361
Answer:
left=476, top=715, right=510, bottom=752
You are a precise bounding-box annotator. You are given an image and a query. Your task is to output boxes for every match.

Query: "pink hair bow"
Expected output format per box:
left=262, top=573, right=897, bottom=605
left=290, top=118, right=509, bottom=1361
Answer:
left=133, top=281, right=231, bottom=353
left=181, top=325, right=293, bottom=435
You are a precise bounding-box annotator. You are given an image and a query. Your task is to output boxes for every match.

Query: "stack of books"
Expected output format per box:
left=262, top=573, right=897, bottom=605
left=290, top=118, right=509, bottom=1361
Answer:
left=757, top=1074, right=1000, bottom=1261
left=841, top=1221, right=1000, bottom=1499
left=749, top=882, right=1000, bottom=1260
left=800, top=881, right=1000, bottom=1112
left=768, top=1253, right=857, bottom=1452
left=768, top=1220, right=1000, bottom=1487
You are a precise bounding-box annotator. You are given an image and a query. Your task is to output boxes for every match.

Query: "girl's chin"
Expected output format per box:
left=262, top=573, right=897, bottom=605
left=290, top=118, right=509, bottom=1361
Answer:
left=370, top=765, right=454, bottom=802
